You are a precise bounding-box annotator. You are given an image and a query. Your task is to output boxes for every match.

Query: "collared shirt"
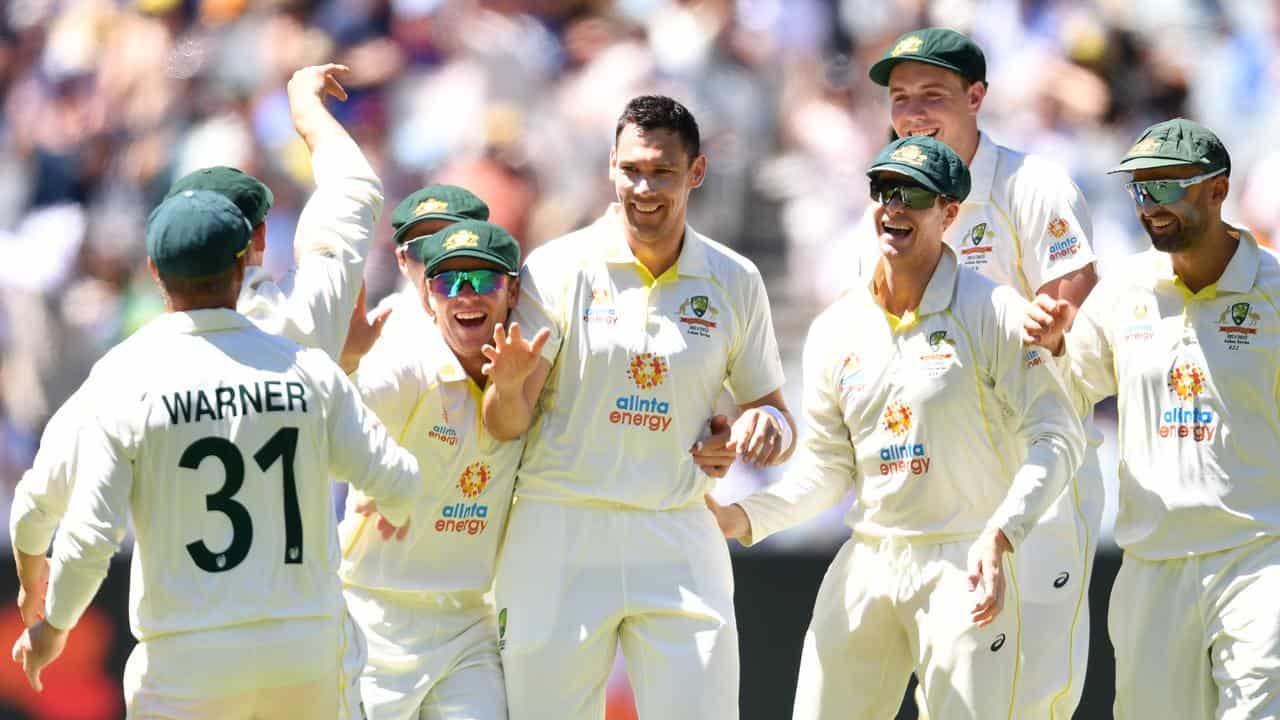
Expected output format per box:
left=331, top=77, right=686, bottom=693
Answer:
left=339, top=333, right=522, bottom=593
left=853, top=133, right=1096, bottom=297
left=740, top=246, right=1084, bottom=547
left=509, top=205, right=785, bottom=510
left=11, top=134, right=383, bottom=557
left=1063, top=230, right=1280, bottom=560
left=45, top=309, right=420, bottom=641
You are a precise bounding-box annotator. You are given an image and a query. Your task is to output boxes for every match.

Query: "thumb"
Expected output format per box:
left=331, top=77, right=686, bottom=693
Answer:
left=708, top=414, right=731, bottom=435
left=967, top=555, right=982, bottom=592
left=370, top=305, right=394, bottom=333
left=27, top=663, right=43, bottom=693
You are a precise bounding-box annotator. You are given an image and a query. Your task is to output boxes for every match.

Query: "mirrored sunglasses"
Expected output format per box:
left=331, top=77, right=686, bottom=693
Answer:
left=1124, top=168, right=1226, bottom=206
left=427, top=269, right=511, bottom=298
left=870, top=181, right=940, bottom=210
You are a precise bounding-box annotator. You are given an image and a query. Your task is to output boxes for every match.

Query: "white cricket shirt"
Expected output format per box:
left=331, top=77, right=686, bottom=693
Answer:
left=1062, top=231, right=1280, bottom=559
left=509, top=205, right=785, bottom=510
left=740, top=247, right=1085, bottom=547
left=45, top=310, right=421, bottom=640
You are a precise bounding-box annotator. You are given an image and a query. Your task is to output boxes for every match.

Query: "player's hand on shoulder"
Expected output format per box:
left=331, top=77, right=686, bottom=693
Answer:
left=354, top=496, right=410, bottom=541
left=1022, top=294, right=1070, bottom=356
left=691, top=415, right=735, bottom=478
left=480, top=322, right=551, bottom=393
left=11, top=620, right=68, bottom=692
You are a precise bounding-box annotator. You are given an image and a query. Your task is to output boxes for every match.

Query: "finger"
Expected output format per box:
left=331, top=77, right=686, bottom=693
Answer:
left=690, top=446, right=737, bottom=461
left=703, top=494, right=720, bottom=512
left=481, top=344, right=499, bottom=362
left=325, top=76, right=349, bottom=101
left=395, top=521, right=410, bottom=541
left=507, top=322, right=524, bottom=346
left=370, top=305, right=394, bottom=332
left=376, top=516, right=394, bottom=541
left=26, top=662, right=42, bottom=693
left=1033, top=294, right=1058, bottom=312
left=480, top=362, right=494, bottom=377
left=11, top=634, right=23, bottom=663
left=745, top=417, right=773, bottom=463
left=353, top=497, right=376, bottom=516
left=354, top=283, right=368, bottom=313
left=708, top=414, right=732, bottom=435
left=492, top=323, right=507, bottom=346
left=529, top=327, right=551, bottom=356
left=728, top=413, right=758, bottom=452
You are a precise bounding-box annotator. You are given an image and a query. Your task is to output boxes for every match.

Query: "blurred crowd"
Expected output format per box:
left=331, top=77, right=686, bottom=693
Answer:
left=2, top=0, right=1280, bottom=542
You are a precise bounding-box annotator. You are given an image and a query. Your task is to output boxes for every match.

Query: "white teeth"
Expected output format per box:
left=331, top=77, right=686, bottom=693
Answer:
left=456, top=312, right=485, bottom=320
left=633, top=203, right=661, bottom=213
left=908, top=129, right=938, bottom=137
left=883, top=222, right=911, bottom=231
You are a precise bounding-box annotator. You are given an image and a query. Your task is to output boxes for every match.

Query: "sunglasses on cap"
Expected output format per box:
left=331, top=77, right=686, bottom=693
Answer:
left=426, top=269, right=513, bottom=298
left=1124, top=168, right=1226, bottom=206
left=869, top=180, right=941, bottom=210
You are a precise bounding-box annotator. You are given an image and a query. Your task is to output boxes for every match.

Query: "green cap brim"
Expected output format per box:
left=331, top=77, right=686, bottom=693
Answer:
left=1107, top=156, right=1205, bottom=174
left=869, top=56, right=966, bottom=86
left=867, top=163, right=946, bottom=195
left=423, top=248, right=519, bottom=275
left=393, top=213, right=473, bottom=244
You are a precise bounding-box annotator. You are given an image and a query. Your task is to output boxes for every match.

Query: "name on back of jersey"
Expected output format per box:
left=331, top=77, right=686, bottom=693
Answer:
left=161, top=380, right=308, bottom=425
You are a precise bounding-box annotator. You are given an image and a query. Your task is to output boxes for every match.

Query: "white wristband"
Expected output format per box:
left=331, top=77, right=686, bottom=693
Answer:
left=758, top=405, right=794, bottom=454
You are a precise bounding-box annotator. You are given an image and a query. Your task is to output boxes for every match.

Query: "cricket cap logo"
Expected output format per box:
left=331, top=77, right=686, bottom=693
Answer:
left=442, top=229, right=480, bottom=250
left=892, top=36, right=924, bottom=56
left=1168, top=363, right=1206, bottom=402
left=627, top=353, right=668, bottom=390
left=1129, top=137, right=1162, bottom=156
left=890, top=144, right=928, bottom=168
left=458, top=461, right=492, bottom=499
left=414, top=198, right=450, bottom=215
left=882, top=400, right=913, bottom=437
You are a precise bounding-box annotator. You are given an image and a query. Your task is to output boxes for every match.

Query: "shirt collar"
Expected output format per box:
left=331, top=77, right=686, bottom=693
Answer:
left=966, top=132, right=998, bottom=202
left=423, top=331, right=470, bottom=384
left=866, top=244, right=960, bottom=320
left=152, top=308, right=254, bottom=334
left=601, top=204, right=711, bottom=279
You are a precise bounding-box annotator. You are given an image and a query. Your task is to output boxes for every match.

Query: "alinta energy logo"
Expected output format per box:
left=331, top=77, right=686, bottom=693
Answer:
left=879, top=400, right=931, bottom=476
left=612, top=353, right=673, bottom=432
left=1047, top=216, right=1080, bottom=265
left=436, top=460, right=492, bottom=536
left=1161, top=363, right=1215, bottom=442
left=837, top=352, right=865, bottom=392
left=583, top=287, right=617, bottom=326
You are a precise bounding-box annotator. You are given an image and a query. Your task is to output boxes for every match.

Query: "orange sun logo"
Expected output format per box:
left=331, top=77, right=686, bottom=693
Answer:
left=627, top=353, right=668, bottom=390
left=1168, top=363, right=1206, bottom=401
left=1048, top=217, right=1069, bottom=238
left=882, top=400, right=913, bottom=437
left=458, top=461, right=492, bottom=499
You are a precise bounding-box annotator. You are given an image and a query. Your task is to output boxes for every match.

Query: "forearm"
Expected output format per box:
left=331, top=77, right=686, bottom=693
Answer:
left=14, top=547, right=46, bottom=588
left=737, top=463, right=852, bottom=546
left=292, top=95, right=350, bottom=156
left=986, top=437, right=1077, bottom=549
left=482, top=383, right=536, bottom=441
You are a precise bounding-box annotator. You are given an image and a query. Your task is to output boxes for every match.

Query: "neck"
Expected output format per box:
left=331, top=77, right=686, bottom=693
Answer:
left=166, top=297, right=236, bottom=312
left=457, top=351, right=489, bottom=388
left=956, top=127, right=981, bottom=166
left=875, top=243, right=943, bottom=317
left=628, top=230, right=683, bottom=279
left=1170, top=221, right=1238, bottom=294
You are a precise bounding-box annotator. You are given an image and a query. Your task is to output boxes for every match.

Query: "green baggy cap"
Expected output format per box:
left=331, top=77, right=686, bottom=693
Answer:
left=867, top=136, right=971, bottom=202
left=869, top=27, right=986, bottom=86
left=391, top=185, right=491, bottom=245
left=415, top=219, right=521, bottom=276
left=1109, top=118, right=1231, bottom=175
left=167, top=166, right=273, bottom=228
left=146, top=190, right=253, bottom=277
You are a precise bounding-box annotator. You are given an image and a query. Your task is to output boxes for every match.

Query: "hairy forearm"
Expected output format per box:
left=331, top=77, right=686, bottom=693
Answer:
left=483, top=384, right=535, bottom=441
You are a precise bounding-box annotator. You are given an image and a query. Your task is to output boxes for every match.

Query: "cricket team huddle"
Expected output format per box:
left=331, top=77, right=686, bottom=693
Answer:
left=7, top=24, right=1280, bottom=720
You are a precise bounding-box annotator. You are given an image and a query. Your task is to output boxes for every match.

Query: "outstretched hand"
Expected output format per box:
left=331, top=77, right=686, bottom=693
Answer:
left=481, top=323, right=551, bottom=392
left=340, top=284, right=392, bottom=374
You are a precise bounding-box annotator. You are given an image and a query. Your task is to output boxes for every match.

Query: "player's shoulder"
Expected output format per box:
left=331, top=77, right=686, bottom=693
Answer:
left=1251, top=234, right=1280, bottom=291
left=692, top=229, right=765, bottom=284
left=992, top=141, right=1081, bottom=199
left=953, top=262, right=1014, bottom=319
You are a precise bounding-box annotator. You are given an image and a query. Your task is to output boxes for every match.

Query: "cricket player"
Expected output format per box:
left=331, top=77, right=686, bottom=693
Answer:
left=11, top=63, right=382, bottom=627
left=10, top=189, right=423, bottom=719
left=1025, top=119, right=1280, bottom=720
left=709, top=135, right=1084, bottom=718
left=337, top=219, right=525, bottom=720
left=355, top=185, right=492, bottom=367
left=481, top=95, right=794, bottom=720
left=855, top=28, right=1103, bottom=716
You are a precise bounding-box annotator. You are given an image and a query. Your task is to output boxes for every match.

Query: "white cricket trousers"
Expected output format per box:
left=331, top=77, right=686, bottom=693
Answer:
left=793, top=537, right=1023, bottom=720
left=494, top=500, right=738, bottom=720
left=124, top=613, right=368, bottom=719
left=1110, top=536, right=1280, bottom=720
left=344, top=585, right=507, bottom=720
left=1007, top=445, right=1102, bottom=719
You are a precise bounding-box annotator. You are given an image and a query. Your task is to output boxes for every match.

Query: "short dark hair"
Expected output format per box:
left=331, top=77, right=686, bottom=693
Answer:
left=157, top=263, right=240, bottom=306
left=615, top=95, right=701, bottom=160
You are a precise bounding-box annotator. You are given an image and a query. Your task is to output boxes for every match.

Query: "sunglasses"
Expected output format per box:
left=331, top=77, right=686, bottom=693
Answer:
left=427, top=269, right=512, bottom=298
left=869, top=181, right=940, bottom=210
left=1124, top=168, right=1226, bottom=206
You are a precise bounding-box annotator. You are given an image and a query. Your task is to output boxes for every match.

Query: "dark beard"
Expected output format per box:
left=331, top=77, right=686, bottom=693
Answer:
left=1145, top=217, right=1192, bottom=253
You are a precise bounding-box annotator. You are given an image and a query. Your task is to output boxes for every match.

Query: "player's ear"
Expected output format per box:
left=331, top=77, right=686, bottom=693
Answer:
left=608, top=145, right=618, bottom=182
left=688, top=153, right=707, bottom=190
left=940, top=199, right=961, bottom=230
left=967, top=80, right=986, bottom=113
left=1209, top=175, right=1230, bottom=206
left=506, top=275, right=520, bottom=311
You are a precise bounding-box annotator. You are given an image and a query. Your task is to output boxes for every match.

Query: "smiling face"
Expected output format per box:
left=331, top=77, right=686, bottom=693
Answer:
left=609, top=124, right=706, bottom=251
left=871, top=171, right=960, bottom=262
left=888, top=62, right=984, bottom=162
left=1129, top=164, right=1228, bottom=254
left=423, top=257, right=518, bottom=365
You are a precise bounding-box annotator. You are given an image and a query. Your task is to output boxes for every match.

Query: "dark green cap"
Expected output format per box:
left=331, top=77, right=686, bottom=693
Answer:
left=867, top=136, right=971, bottom=202
left=391, top=185, right=490, bottom=245
left=416, top=219, right=520, bottom=276
left=166, top=166, right=273, bottom=227
left=146, top=190, right=253, bottom=277
left=869, top=28, right=986, bottom=86
left=1109, top=118, right=1231, bottom=175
